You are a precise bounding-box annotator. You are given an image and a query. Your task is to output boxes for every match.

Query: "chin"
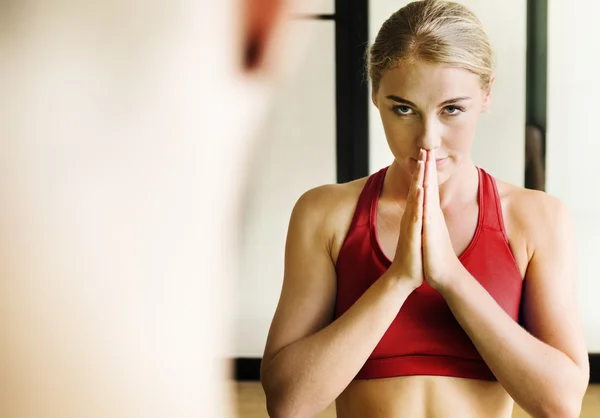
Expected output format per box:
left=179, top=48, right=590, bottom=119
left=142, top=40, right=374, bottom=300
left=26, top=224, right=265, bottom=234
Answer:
left=437, top=170, right=451, bottom=186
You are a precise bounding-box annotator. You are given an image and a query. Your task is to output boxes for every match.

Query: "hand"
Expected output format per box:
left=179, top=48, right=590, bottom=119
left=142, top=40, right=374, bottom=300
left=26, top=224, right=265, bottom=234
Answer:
left=389, top=149, right=426, bottom=290
left=422, top=149, right=464, bottom=291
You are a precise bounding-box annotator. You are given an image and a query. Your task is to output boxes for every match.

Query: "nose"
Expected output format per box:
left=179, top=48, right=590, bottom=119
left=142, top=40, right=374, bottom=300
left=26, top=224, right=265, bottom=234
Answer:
left=415, top=119, right=442, bottom=151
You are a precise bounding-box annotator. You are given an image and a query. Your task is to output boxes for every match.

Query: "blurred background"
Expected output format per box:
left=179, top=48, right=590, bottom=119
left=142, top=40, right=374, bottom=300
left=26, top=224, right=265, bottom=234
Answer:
left=235, top=0, right=599, bottom=416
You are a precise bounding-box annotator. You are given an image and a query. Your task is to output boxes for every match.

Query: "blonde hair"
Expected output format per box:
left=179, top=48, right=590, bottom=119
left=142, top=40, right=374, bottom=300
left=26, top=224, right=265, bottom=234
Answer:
left=369, top=0, right=493, bottom=91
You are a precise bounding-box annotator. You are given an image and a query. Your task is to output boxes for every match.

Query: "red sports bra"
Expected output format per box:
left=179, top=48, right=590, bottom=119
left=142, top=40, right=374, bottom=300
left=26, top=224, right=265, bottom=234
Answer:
left=334, top=166, right=523, bottom=381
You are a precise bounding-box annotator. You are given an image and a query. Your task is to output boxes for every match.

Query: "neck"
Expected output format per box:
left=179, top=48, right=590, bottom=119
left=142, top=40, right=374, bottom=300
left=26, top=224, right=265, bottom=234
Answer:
left=384, top=158, right=479, bottom=210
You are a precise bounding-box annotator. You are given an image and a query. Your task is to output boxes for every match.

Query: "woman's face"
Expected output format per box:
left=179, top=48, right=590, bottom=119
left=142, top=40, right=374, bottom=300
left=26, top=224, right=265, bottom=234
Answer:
left=372, top=60, right=492, bottom=184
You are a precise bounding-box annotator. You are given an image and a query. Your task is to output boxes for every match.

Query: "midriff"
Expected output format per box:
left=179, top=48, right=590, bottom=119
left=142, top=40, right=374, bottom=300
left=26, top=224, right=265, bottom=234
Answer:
left=335, top=375, right=514, bottom=418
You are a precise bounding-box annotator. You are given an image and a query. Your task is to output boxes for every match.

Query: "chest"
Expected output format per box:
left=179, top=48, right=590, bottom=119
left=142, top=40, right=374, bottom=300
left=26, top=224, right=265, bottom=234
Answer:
left=376, top=199, right=480, bottom=260
left=375, top=197, right=529, bottom=278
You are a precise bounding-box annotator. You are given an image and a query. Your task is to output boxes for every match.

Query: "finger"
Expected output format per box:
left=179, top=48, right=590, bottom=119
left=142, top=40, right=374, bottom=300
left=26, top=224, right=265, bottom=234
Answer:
left=414, top=181, right=424, bottom=230
left=424, top=150, right=440, bottom=208
left=408, top=159, right=425, bottom=203
left=402, top=181, right=423, bottom=244
left=418, top=148, right=426, bottom=176
left=407, top=161, right=425, bottom=233
left=423, top=149, right=437, bottom=187
left=404, top=151, right=426, bottom=235
left=402, top=159, right=424, bottom=236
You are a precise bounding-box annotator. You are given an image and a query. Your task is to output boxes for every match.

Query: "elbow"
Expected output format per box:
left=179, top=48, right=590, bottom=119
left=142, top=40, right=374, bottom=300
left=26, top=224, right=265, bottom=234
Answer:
left=265, top=398, right=285, bottom=418
left=263, top=386, right=290, bottom=418
left=262, top=380, right=317, bottom=418
left=264, top=392, right=308, bottom=418
left=551, top=373, right=588, bottom=418
left=261, top=374, right=299, bottom=418
left=562, top=405, right=583, bottom=418
left=261, top=364, right=289, bottom=417
left=540, top=403, right=581, bottom=418
left=261, top=362, right=330, bottom=418
left=538, top=392, right=585, bottom=418
left=265, top=399, right=297, bottom=418
left=556, top=395, right=585, bottom=418
left=537, top=368, right=588, bottom=418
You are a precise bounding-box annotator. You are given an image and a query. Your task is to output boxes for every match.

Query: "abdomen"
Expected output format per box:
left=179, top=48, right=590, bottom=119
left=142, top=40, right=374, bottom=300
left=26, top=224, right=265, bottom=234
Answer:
left=335, top=375, right=514, bottom=418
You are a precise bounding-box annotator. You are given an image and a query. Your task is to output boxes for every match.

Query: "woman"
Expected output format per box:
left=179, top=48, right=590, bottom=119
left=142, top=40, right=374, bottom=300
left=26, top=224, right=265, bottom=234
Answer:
left=260, top=1, right=589, bottom=417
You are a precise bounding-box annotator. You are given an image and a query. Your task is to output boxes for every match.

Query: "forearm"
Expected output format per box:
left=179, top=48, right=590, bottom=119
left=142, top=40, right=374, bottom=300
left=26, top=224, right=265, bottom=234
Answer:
left=441, top=271, right=587, bottom=418
left=262, top=272, right=415, bottom=418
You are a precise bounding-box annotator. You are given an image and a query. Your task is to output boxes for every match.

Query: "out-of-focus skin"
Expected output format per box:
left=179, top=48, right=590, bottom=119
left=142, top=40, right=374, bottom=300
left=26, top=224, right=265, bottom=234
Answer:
left=0, top=0, right=316, bottom=417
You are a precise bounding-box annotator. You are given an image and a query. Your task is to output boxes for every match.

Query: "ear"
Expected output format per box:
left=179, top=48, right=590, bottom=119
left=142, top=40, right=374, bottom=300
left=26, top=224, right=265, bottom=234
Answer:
left=481, top=75, right=495, bottom=112
left=242, top=0, right=284, bottom=72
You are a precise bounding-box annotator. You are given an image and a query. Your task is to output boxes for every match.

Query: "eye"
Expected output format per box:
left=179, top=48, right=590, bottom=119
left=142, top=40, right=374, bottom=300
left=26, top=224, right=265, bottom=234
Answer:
left=393, top=105, right=414, bottom=116
left=444, top=105, right=464, bottom=116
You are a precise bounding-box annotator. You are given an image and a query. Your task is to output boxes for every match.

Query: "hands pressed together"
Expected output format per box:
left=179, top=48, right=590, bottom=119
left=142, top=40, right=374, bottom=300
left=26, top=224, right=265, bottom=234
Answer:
left=390, top=149, right=466, bottom=292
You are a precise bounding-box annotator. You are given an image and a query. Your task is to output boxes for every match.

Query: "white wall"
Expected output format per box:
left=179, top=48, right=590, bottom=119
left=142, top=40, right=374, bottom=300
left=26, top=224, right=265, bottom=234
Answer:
left=369, top=0, right=526, bottom=187
left=547, top=0, right=600, bottom=352
left=292, top=0, right=334, bottom=14
left=236, top=19, right=336, bottom=357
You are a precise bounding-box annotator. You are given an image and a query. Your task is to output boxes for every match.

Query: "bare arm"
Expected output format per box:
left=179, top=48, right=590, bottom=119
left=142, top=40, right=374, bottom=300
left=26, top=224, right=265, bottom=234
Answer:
left=261, top=161, right=426, bottom=418
left=439, top=194, right=589, bottom=418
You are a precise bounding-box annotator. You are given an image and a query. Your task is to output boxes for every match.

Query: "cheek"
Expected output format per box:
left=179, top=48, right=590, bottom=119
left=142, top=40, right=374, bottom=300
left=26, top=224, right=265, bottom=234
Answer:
left=442, top=118, right=478, bottom=148
left=380, top=112, right=416, bottom=145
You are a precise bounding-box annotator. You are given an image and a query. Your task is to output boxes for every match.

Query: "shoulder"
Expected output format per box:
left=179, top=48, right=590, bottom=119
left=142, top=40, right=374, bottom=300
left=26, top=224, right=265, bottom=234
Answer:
left=290, top=176, right=370, bottom=257
left=293, top=177, right=367, bottom=216
left=495, top=178, right=569, bottom=226
left=293, top=175, right=369, bottom=217
left=494, top=177, right=572, bottom=258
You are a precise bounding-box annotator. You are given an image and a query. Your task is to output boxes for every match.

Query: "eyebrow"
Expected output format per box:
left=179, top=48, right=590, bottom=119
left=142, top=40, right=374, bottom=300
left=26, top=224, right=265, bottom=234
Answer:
left=386, top=95, right=472, bottom=107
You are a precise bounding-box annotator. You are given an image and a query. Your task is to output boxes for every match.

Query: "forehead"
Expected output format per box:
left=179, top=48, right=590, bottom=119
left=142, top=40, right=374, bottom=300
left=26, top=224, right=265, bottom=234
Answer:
left=378, top=60, right=482, bottom=100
